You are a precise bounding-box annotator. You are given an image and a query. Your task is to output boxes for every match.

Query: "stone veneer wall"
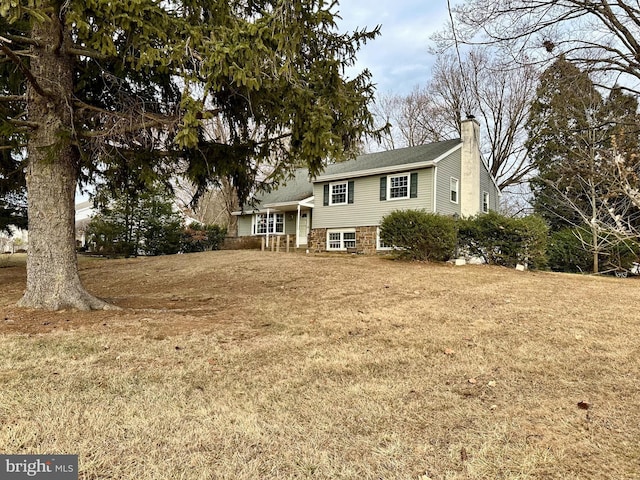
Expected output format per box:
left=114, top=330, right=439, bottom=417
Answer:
left=309, top=226, right=379, bottom=255
left=357, top=226, right=378, bottom=254
left=308, top=228, right=327, bottom=253
left=221, top=236, right=262, bottom=250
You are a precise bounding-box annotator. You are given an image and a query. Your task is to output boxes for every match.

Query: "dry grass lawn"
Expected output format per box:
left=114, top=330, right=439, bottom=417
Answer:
left=0, top=250, right=639, bottom=479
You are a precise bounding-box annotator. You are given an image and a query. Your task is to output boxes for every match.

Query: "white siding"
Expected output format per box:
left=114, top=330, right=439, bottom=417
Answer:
left=313, top=167, right=434, bottom=229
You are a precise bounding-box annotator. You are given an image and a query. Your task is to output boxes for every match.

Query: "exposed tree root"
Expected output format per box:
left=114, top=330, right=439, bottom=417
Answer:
left=17, top=284, right=121, bottom=311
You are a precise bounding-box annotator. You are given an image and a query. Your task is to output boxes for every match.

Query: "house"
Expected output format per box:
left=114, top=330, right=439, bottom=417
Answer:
left=233, top=118, right=501, bottom=254
left=0, top=225, right=28, bottom=253
left=75, top=199, right=95, bottom=247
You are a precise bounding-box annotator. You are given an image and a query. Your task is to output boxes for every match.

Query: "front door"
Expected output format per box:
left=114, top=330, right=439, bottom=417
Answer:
left=298, top=212, right=308, bottom=245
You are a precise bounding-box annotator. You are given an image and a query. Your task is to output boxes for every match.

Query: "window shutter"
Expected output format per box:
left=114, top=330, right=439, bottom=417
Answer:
left=348, top=181, right=355, bottom=204
left=379, top=176, right=387, bottom=201
left=323, top=184, right=329, bottom=206
left=410, top=172, right=418, bottom=198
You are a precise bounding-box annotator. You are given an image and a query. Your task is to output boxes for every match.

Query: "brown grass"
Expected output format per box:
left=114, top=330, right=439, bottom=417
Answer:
left=1, top=250, right=639, bottom=479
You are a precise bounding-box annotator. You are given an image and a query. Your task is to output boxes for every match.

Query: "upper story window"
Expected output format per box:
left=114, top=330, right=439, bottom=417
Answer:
left=389, top=174, right=409, bottom=199
left=482, top=191, right=489, bottom=213
left=323, top=181, right=354, bottom=206
left=330, top=182, right=348, bottom=205
left=380, top=172, right=418, bottom=201
left=450, top=177, right=459, bottom=204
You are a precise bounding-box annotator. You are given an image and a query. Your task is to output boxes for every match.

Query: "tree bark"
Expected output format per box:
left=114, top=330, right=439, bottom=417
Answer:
left=17, top=5, right=113, bottom=310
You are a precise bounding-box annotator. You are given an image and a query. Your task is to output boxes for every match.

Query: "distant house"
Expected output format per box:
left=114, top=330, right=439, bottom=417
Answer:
left=75, top=199, right=95, bottom=247
left=0, top=226, right=28, bottom=253
left=233, top=119, right=501, bottom=254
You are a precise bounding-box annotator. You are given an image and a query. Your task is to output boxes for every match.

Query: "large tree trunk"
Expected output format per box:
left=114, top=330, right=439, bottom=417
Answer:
left=17, top=5, right=112, bottom=310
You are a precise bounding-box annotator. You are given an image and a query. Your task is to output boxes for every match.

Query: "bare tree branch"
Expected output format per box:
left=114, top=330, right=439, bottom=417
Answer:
left=439, top=0, right=640, bottom=94
left=0, top=95, right=26, bottom=102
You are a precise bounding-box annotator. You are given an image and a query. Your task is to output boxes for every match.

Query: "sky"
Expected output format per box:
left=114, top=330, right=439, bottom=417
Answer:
left=336, top=1, right=452, bottom=96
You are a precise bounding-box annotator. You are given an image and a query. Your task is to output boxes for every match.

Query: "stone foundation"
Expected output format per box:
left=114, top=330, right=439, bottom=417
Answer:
left=309, top=226, right=380, bottom=255
left=221, top=236, right=262, bottom=250
left=308, top=228, right=327, bottom=253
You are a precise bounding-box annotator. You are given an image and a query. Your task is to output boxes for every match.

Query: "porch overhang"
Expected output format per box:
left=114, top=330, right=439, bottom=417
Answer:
left=231, top=196, right=314, bottom=215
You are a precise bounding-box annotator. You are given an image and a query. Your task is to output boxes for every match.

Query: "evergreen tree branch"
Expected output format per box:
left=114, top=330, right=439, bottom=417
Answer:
left=9, top=119, right=40, bottom=129
left=0, top=42, right=51, bottom=98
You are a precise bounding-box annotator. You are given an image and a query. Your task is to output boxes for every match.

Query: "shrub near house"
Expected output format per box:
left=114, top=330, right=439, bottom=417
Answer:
left=380, top=210, right=548, bottom=269
left=181, top=223, right=227, bottom=253
left=457, top=212, right=548, bottom=269
left=380, top=210, right=457, bottom=261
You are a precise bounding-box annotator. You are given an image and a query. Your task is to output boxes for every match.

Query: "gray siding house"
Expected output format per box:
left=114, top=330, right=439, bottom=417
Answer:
left=233, top=119, right=500, bottom=254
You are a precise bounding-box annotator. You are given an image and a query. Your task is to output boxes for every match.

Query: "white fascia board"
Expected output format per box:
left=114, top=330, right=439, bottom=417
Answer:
left=316, top=161, right=434, bottom=182
left=299, top=196, right=315, bottom=208
left=262, top=201, right=301, bottom=209
left=231, top=196, right=315, bottom=215
left=263, top=196, right=315, bottom=209
left=431, top=143, right=463, bottom=164
left=480, top=152, right=502, bottom=196
left=314, top=144, right=461, bottom=183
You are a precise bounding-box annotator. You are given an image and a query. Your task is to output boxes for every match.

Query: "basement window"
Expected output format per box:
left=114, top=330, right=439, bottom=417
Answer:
left=327, top=229, right=356, bottom=251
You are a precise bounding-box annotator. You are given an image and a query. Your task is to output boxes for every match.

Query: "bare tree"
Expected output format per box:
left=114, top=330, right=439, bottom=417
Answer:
left=438, top=0, right=640, bottom=95
left=372, top=47, right=537, bottom=191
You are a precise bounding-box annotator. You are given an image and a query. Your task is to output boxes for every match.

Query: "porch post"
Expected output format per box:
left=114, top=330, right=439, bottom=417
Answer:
left=266, top=208, right=270, bottom=248
left=296, top=204, right=301, bottom=248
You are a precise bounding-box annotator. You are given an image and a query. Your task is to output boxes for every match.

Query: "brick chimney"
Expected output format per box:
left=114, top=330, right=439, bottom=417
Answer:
left=460, top=118, right=481, bottom=217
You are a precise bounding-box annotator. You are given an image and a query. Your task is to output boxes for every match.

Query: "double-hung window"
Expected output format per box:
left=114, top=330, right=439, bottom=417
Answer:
left=389, top=174, right=409, bottom=199
left=331, top=182, right=348, bottom=205
left=380, top=172, right=417, bottom=201
left=450, top=177, right=459, bottom=204
left=327, top=229, right=356, bottom=251
left=254, top=213, right=284, bottom=235
left=323, top=181, right=355, bottom=206
left=482, top=191, right=490, bottom=213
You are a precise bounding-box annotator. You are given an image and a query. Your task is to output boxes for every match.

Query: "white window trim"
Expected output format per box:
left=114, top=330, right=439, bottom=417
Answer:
left=329, top=181, right=348, bottom=206
left=387, top=173, right=410, bottom=201
left=376, top=227, right=393, bottom=251
left=482, top=191, right=489, bottom=213
left=450, top=177, right=459, bottom=204
left=326, top=228, right=356, bottom=251
left=253, top=212, right=285, bottom=235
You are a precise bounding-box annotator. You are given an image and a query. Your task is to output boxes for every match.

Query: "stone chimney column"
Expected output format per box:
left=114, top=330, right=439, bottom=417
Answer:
left=460, top=118, right=481, bottom=217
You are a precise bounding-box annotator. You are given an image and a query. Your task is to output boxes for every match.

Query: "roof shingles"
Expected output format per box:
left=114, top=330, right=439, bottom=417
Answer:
left=247, top=138, right=462, bottom=209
